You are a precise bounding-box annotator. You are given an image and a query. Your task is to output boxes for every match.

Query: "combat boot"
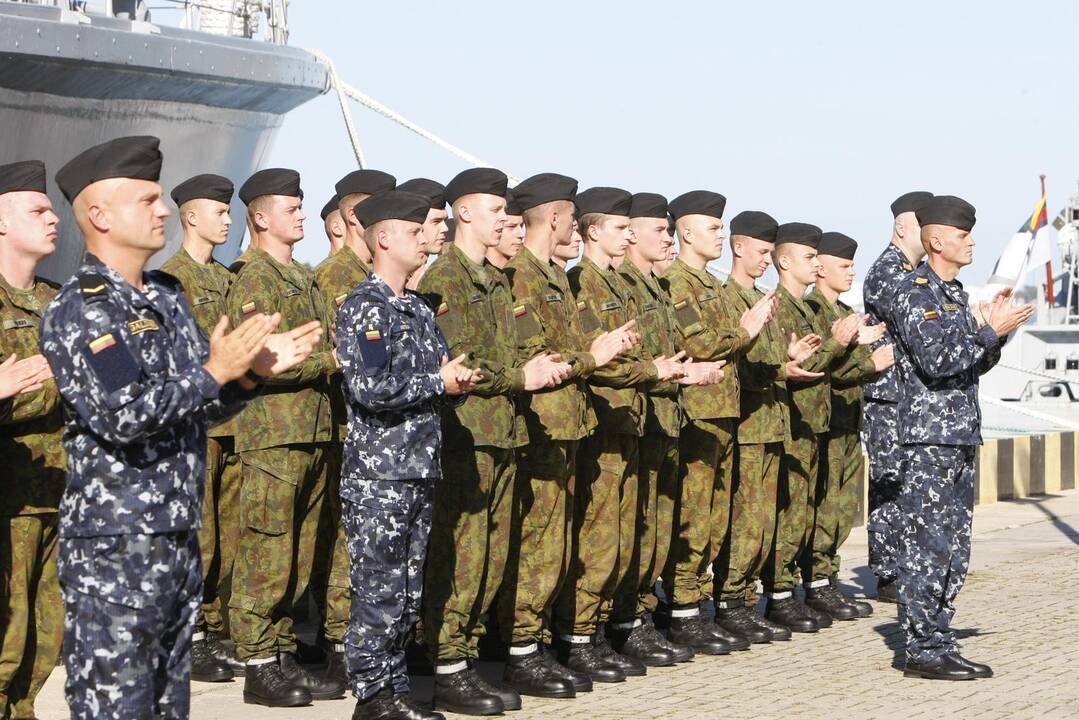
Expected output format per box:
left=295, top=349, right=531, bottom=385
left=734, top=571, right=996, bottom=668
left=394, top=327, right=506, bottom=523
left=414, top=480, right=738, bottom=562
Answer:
left=352, top=687, right=447, bottom=720
left=205, top=631, right=245, bottom=676
left=558, top=639, right=625, bottom=683
left=432, top=665, right=504, bottom=716
left=668, top=613, right=731, bottom=655
left=469, top=662, right=523, bottom=710
left=243, top=660, right=312, bottom=707
left=502, top=647, right=575, bottom=698
left=325, top=644, right=348, bottom=688
left=538, top=647, right=593, bottom=692
left=700, top=617, right=751, bottom=651
left=951, top=654, right=993, bottom=678
left=903, top=654, right=977, bottom=681
left=875, top=577, right=898, bottom=604
left=640, top=615, right=694, bottom=663
left=765, top=596, right=819, bottom=633
left=799, top=598, right=833, bottom=629
left=279, top=652, right=347, bottom=700
left=714, top=604, right=772, bottom=644
left=593, top=631, right=648, bottom=676
left=830, top=575, right=873, bottom=617
left=805, top=584, right=858, bottom=621
left=609, top=621, right=676, bottom=667
left=191, top=636, right=233, bottom=683
left=745, top=609, right=793, bottom=641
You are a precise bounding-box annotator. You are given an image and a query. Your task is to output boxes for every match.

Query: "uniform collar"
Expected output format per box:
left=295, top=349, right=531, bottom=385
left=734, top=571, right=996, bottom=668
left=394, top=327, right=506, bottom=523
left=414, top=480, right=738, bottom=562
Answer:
left=520, top=246, right=561, bottom=286
left=250, top=247, right=311, bottom=289
left=340, top=245, right=370, bottom=276
left=83, top=253, right=164, bottom=315
left=618, top=258, right=660, bottom=296
left=449, top=243, right=494, bottom=290
left=886, top=242, right=918, bottom=272
left=673, top=258, right=718, bottom=289
left=0, top=270, right=48, bottom=314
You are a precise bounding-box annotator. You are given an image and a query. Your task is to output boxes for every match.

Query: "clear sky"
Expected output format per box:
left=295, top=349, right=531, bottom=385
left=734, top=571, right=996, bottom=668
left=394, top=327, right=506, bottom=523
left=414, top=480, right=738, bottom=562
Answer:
left=259, top=0, right=1078, bottom=285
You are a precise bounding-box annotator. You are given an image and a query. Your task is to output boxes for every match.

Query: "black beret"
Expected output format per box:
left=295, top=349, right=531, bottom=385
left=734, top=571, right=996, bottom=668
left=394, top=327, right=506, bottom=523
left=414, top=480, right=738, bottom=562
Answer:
left=629, top=192, right=668, bottom=219
left=775, top=222, right=822, bottom=248
left=335, top=169, right=396, bottom=199
left=320, top=195, right=340, bottom=220
left=511, top=173, right=578, bottom=212
left=818, top=231, right=858, bottom=260
left=0, top=160, right=46, bottom=195
left=397, top=178, right=446, bottom=210
left=915, top=195, right=976, bottom=231
left=890, top=191, right=934, bottom=218
left=239, top=168, right=302, bottom=205
left=668, top=190, right=726, bottom=221
left=56, top=136, right=162, bottom=203
left=576, top=187, right=632, bottom=217
left=171, top=173, right=233, bottom=207
left=504, top=188, right=524, bottom=216
left=354, top=191, right=430, bottom=228
left=729, top=210, right=779, bottom=242
left=444, top=168, right=508, bottom=205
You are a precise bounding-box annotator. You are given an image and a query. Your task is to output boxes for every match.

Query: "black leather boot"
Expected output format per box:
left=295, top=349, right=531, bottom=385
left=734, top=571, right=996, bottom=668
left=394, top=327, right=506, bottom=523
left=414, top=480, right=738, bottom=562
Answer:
left=702, top=619, right=751, bottom=651
left=469, top=663, right=523, bottom=710
left=392, top=693, right=448, bottom=720
left=829, top=576, right=873, bottom=617
left=204, top=631, right=245, bottom=677
left=191, top=637, right=234, bottom=683
left=243, top=660, right=312, bottom=707
left=746, top=608, right=792, bottom=641
left=353, top=688, right=447, bottom=720
left=279, top=652, right=347, bottom=700
left=593, top=632, right=647, bottom=676
left=433, top=666, right=504, bottom=716
left=539, top=647, right=593, bottom=692
left=799, top=597, right=834, bottom=629
left=640, top=617, right=694, bottom=663
left=903, top=654, right=977, bottom=680
left=765, top=596, right=819, bottom=633
left=502, top=649, right=575, bottom=699
left=876, top=577, right=898, bottom=604
left=325, top=646, right=348, bottom=688
left=608, top=623, right=675, bottom=667
left=559, top=641, right=625, bottom=683
left=951, top=654, right=993, bottom=678
left=715, top=604, right=771, bottom=644
left=805, top=585, right=858, bottom=621
left=668, top=615, right=730, bottom=655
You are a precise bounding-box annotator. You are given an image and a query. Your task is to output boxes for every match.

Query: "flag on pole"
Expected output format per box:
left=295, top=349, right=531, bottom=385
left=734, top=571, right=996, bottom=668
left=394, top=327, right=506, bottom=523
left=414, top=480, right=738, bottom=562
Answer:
left=987, top=175, right=1054, bottom=304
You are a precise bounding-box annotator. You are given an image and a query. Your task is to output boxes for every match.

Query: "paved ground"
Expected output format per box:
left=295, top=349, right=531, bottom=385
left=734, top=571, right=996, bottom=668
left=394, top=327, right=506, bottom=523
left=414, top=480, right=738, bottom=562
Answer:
left=33, top=491, right=1079, bottom=720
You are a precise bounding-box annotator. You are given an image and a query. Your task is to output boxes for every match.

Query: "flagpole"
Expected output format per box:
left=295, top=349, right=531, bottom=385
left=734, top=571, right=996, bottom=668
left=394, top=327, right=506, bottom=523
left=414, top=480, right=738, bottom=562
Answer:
left=1042, top=174, right=1054, bottom=309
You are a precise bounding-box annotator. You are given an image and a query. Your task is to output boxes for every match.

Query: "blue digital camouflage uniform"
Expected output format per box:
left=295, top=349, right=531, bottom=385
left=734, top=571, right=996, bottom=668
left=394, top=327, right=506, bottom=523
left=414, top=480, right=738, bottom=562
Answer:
left=861, top=242, right=917, bottom=582
left=335, top=273, right=455, bottom=701
left=891, top=263, right=1000, bottom=664
left=39, top=255, right=255, bottom=719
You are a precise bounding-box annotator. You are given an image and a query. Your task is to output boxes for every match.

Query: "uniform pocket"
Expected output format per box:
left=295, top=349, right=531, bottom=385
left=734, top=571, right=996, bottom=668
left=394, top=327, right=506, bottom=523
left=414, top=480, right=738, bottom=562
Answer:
left=239, top=448, right=298, bottom=535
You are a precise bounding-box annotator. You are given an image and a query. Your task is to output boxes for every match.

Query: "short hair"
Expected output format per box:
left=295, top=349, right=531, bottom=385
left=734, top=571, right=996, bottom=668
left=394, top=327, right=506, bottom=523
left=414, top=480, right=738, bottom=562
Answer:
left=919, top=225, right=936, bottom=255
left=339, top=192, right=369, bottom=223
left=245, top=194, right=275, bottom=235
left=577, top=212, right=606, bottom=239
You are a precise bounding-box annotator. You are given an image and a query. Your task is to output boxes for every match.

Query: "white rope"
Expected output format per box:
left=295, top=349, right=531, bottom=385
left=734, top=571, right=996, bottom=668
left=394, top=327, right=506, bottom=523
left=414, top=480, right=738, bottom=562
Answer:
left=306, top=48, right=520, bottom=183
left=307, top=49, right=366, bottom=169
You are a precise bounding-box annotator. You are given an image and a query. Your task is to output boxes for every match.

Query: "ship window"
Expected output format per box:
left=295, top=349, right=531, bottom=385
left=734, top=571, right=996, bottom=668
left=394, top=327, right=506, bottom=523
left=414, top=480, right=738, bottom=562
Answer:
left=1046, top=357, right=1057, bottom=370
left=1068, top=357, right=1079, bottom=371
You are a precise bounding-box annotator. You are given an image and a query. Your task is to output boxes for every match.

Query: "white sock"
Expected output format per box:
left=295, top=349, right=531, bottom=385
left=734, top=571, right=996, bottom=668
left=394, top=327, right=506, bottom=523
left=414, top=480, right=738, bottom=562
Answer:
left=508, top=643, right=538, bottom=656
left=435, top=660, right=468, bottom=675
left=246, top=656, right=276, bottom=666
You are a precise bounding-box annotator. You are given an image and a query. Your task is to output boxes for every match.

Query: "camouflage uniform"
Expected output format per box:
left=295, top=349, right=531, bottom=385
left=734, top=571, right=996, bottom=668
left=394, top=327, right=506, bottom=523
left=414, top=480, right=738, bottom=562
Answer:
left=499, top=247, right=597, bottom=647
left=804, top=288, right=879, bottom=581
left=767, top=285, right=848, bottom=594
left=558, top=257, right=656, bottom=638
left=617, top=260, right=682, bottom=620
left=311, top=244, right=370, bottom=647
left=159, top=248, right=241, bottom=638
left=226, top=248, right=337, bottom=661
left=659, top=260, right=752, bottom=611
left=40, top=256, right=255, bottom=719
left=417, top=245, right=527, bottom=661
left=891, top=264, right=999, bottom=662
left=335, top=273, right=453, bottom=700
left=0, top=274, right=64, bottom=720
left=861, top=243, right=917, bottom=582
left=717, top=279, right=790, bottom=607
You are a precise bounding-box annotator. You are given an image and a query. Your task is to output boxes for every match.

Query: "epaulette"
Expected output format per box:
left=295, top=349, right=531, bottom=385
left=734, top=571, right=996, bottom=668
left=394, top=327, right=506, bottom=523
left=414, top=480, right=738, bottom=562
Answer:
left=77, top=273, right=109, bottom=302
left=914, top=277, right=929, bottom=285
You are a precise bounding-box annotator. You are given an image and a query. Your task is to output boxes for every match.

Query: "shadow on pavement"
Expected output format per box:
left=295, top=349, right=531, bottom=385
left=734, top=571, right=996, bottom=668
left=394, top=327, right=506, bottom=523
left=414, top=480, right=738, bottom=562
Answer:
left=1008, top=494, right=1079, bottom=546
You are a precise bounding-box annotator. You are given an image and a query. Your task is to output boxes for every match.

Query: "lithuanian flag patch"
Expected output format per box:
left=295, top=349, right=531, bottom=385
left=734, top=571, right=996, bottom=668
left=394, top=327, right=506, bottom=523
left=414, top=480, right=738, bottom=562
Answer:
left=240, top=301, right=257, bottom=315
left=576, top=300, right=587, bottom=312
left=335, top=293, right=348, bottom=307
left=514, top=304, right=527, bottom=317
left=923, top=310, right=939, bottom=320
left=436, top=301, right=449, bottom=316
left=365, top=329, right=382, bottom=341
left=89, top=333, right=116, bottom=354
left=673, top=299, right=688, bottom=310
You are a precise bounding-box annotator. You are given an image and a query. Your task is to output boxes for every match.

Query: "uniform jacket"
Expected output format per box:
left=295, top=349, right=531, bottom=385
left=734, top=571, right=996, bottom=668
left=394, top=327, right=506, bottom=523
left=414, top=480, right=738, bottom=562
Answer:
left=862, top=243, right=917, bottom=403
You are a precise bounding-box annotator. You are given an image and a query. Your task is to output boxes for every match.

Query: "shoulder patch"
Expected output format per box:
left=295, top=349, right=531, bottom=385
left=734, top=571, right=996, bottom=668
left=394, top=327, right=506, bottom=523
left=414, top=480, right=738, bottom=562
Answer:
left=336, top=293, right=350, bottom=308
left=240, top=301, right=258, bottom=316
left=83, top=332, right=141, bottom=393
left=674, top=297, right=701, bottom=328
left=77, top=273, right=109, bottom=301
left=435, top=301, right=449, bottom=316
left=359, top=327, right=388, bottom=373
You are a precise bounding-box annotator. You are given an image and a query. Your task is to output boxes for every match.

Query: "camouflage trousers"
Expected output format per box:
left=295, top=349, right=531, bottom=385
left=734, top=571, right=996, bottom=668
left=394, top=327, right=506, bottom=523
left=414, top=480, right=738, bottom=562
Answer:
left=198, top=436, right=240, bottom=635
left=343, top=479, right=433, bottom=701
left=229, top=444, right=329, bottom=660
left=863, top=401, right=903, bottom=581
left=804, top=430, right=863, bottom=582
left=555, top=432, right=638, bottom=637
left=636, top=432, right=679, bottom=617
left=897, top=444, right=975, bottom=664
left=310, top=444, right=350, bottom=644
left=764, top=432, right=820, bottom=594
left=716, top=442, right=781, bottom=606
left=665, top=419, right=734, bottom=608
left=423, top=446, right=515, bottom=661
left=59, top=531, right=201, bottom=720
left=0, top=514, right=62, bottom=720
left=499, top=440, right=576, bottom=646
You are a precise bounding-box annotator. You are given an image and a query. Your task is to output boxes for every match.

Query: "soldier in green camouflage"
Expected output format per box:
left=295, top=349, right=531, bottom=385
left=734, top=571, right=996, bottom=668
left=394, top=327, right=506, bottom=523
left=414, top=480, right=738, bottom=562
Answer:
left=320, top=195, right=346, bottom=255
left=618, top=192, right=727, bottom=666
left=804, top=232, right=893, bottom=618
left=159, top=173, right=246, bottom=682
left=557, top=187, right=685, bottom=683
left=0, top=160, right=65, bottom=720
left=765, top=222, right=861, bottom=632
left=715, top=210, right=820, bottom=643
left=226, top=169, right=347, bottom=706
left=486, top=188, right=526, bottom=269
left=401, top=178, right=451, bottom=292
left=659, top=191, right=772, bottom=655
left=418, top=169, right=572, bottom=716
left=498, top=173, right=636, bottom=700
